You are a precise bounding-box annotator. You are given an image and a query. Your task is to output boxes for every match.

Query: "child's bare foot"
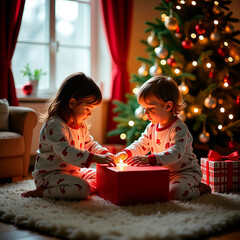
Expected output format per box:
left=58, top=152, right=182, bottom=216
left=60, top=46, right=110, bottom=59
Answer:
left=198, top=182, right=211, bottom=195
left=21, top=186, right=45, bottom=198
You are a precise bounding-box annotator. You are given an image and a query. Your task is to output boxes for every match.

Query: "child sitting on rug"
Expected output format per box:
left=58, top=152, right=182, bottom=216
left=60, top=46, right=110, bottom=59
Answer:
left=22, top=72, right=116, bottom=200
left=115, top=75, right=211, bottom=200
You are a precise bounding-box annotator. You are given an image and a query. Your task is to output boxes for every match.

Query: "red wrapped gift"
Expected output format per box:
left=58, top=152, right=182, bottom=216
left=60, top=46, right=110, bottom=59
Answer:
left=97, top=164, right=169, bottom=205
left=201, top=150, right=240, bottom=193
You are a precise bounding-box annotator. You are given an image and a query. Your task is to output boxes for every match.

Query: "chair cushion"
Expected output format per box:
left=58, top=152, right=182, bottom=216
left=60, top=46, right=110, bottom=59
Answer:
left=0, top=132, right=24, bottom=157
left=0, top=98, right=9, bottom=130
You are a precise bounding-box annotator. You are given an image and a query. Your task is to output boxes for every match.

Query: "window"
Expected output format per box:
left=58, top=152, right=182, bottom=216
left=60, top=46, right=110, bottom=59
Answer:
left=12, top=0, right=111, bottom=98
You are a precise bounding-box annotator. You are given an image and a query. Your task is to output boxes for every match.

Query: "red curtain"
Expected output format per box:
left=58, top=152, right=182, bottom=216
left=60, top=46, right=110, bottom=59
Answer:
left=100, top=0, right=133, bottom=143
left=0, top=0, right=25, bottom=106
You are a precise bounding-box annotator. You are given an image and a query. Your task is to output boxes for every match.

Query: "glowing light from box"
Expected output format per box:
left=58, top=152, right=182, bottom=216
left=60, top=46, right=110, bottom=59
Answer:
left=117, top=158, right=128, bottom=170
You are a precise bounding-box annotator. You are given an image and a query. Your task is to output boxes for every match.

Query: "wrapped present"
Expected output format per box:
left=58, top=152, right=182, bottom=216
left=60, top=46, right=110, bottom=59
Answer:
left=201, top=150, right=240, bottom=193
left=97, top=164, right=169, bottom=205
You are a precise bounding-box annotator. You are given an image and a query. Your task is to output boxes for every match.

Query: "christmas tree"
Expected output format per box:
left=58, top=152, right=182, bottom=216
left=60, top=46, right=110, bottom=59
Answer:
left=108, top=0, right=240, bottom=151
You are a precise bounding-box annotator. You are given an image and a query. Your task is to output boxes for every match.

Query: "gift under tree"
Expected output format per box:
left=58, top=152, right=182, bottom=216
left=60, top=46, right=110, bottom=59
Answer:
left=108, top=0, right=240, bottom=152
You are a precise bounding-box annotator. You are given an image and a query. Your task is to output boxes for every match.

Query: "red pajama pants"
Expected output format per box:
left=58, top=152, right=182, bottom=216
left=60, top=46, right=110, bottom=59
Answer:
left=34, top=168, right=96, bottom=200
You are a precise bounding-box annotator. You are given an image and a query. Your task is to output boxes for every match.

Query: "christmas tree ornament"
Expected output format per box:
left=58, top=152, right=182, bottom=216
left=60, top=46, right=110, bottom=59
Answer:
left=22, top=82, right=33, bottom=95
left=138, top=63, right=148, bottom=76
left=229, top=44, right=240, bottom=65
left=155, top=41, right=168, bottom=59
left=198, top=35, right=208, bottom=45
left=225, top=23, right=234, bottom=34
left=217, top=46, right=228, bottom=57
left=175, top=26, right=182, bottom=38
left=210, top=30, right=221, bottom=41
left=236, top=95, right=240, bottom=105
left=149, top=63, right=162, bottom=76
left=199, top=130, right=210, bottom=143
left=209, top=70, right=217, bottom=79
left=228, top=138, right=236, bottom=148
left=179, top=81, right=189, bottom=94
left=164, top=9, right=179, bottom=31
left=212, top=5, right=221, bottom=14
left=182, top=39, right=193, bottom=49
left=135, top=105, right=145, bottom=119
left=167, top=55, right=176, bottom=67
left=204, top=94, right=217, bottom=108
left=195, top=23, right=206, bottom=34
left=147, top=32, right=159, bottom=48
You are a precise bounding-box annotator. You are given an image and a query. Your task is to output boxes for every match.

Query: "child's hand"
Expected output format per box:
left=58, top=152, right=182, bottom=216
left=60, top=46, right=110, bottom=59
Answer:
left=106, top=152, right=115, bottom=159
left=92, top=154, right=116, bottom=167
left=115, top=151, right=128, bottom=163
left=124, top=156, right=149, bottom=166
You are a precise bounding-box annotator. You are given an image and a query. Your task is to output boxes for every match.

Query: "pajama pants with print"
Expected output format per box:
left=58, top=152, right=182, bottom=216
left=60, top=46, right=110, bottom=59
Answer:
left=169, top=168, right=202, bottom=200
left=34, top=168, right=96, bottom=200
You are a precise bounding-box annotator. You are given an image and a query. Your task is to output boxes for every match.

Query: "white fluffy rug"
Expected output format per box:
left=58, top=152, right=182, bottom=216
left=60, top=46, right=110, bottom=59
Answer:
left=0, top=180, right=240, bottom=240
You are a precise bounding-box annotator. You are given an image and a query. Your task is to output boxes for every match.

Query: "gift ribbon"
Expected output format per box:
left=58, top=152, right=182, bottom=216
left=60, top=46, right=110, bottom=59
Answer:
left=206, top=150, right=239, bottom=192
left=207, top=150, right=239, bottom=161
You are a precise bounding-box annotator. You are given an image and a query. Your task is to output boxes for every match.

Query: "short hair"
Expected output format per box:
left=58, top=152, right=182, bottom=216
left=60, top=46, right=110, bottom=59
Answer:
left=137, top=75, right=185, bottom=114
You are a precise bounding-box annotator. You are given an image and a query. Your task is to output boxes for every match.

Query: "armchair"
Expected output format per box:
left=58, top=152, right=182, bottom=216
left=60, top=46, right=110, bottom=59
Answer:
left=0, top=106, right=37, bottom=180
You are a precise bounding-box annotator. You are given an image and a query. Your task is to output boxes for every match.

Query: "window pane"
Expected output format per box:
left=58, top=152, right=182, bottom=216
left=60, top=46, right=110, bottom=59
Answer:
left=12, top=43, right=50, bottom=90
left=56, top=0, right=90, bottom=46
left=56, top=46, right=90, bottom=88
left=18, top=0, right=48, bottom=43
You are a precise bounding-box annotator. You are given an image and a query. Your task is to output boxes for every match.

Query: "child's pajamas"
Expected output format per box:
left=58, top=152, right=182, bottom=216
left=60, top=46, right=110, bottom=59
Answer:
left=123, top=116, right=202, bottom=200
left=32, top=115, right=109, bottom=200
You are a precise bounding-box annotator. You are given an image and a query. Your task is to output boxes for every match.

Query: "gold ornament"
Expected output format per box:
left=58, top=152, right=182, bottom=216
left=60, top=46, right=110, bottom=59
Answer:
left=179, top=81, right=189, bottom=94
left=199, top=130, right=210, bottom=143
left=229, top=44, right=240, bottom=65
left=210, top=31, right=221, bottom=41
left=149, top=63, right=162, bottom=76
left=155, top=41, right=168, bottom=59
left=165, top=16, right=179, bottom=30
left=147, top=32, right=159, bottom=48
left=138, top=63, right=148, bottom=76
left=225, top=23, right=234, bottom=34
left=204, top=94, right=217, bottom=108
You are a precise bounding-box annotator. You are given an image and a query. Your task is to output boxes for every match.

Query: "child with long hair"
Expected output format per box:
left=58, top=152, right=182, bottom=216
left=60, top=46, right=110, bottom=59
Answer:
left=22, top=72, right=116, bottom=200
left=115, top=75, right=211, bottom=200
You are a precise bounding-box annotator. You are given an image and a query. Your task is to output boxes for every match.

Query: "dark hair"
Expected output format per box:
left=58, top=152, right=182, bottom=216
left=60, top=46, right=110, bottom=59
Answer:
left=41, top=72, right=102, bottom=123
left=138, top=75, right=185, bottom=114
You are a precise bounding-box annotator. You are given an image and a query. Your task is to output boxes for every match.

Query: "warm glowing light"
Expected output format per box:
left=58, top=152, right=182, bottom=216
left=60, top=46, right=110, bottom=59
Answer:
left=194, top=107, right=199, bottom=113
left=133, top=87, right=139, bottom=95
left=128, top=120, right=135, bottom=126
left=223, top=82, right=229, bottom=88
left=175, top=68, right=181, bottom=74
left=214, top=20, right=219, bottom=25
left=120, top=133, right=126, bottom=140
left=224, top=41, right=228, bottom=46
left=229, top=114, right=234, bottom=119
left=161, top=14, right=167, bottom=21
left=206, top=62, right=212, bottom=68
left=191, top=33, right=196, bottom=39
left=228, top=57, right=233, bottom=62
left=218, top=125, right=222, bottom=130
left=160, top=59, right=166, bottom=65
left=218, top=99, right=223, bottom=104
left=220, top=107, right=225, bottom=113
left=191, top=1, right=196, bottom=5
left=192, top=61, right=197, bottom=66
left=180, top=0, right=185, bottom=4
left=176, top=5, right=181, bottom=10
left=199, top=35, right=204, bottom=40
left=214, top=1, right=219, bottom=5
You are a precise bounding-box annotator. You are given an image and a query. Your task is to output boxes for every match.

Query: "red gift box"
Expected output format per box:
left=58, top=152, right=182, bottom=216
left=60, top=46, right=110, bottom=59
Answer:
left=97, top=164, right=169, bottom=205
left=201, top=150, right=240, bottom=193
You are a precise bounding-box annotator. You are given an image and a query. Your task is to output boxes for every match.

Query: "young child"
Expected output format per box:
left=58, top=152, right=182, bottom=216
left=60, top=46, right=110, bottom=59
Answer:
left=115, top=75, right=211, bottom=200
left=22, top=72, right=116, bottom=200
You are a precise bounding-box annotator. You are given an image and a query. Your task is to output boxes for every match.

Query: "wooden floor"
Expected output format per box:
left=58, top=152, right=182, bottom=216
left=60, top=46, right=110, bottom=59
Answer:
left=1, top=171, right=240, bottom=240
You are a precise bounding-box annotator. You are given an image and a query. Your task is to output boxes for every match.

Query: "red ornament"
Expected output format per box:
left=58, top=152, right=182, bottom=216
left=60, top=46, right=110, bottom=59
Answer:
left=22, top=82, right=33, bottom=95
left=236, top=96, right=240, bottom=105
left=167, top=56, right=176, bottom=67
left=195, top=23, right=206, bottom=34
left=182, top=39, right=193, bottom=49
left=209, top=70, right=216, bottom=79
left=218, top=46, right=228, bottom=57
left=228, top=139, right=236, bottom=149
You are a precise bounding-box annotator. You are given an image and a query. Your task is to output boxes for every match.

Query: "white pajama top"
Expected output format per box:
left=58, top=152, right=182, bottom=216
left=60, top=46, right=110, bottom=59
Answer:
left=124, top=117, right=202, bottom=175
